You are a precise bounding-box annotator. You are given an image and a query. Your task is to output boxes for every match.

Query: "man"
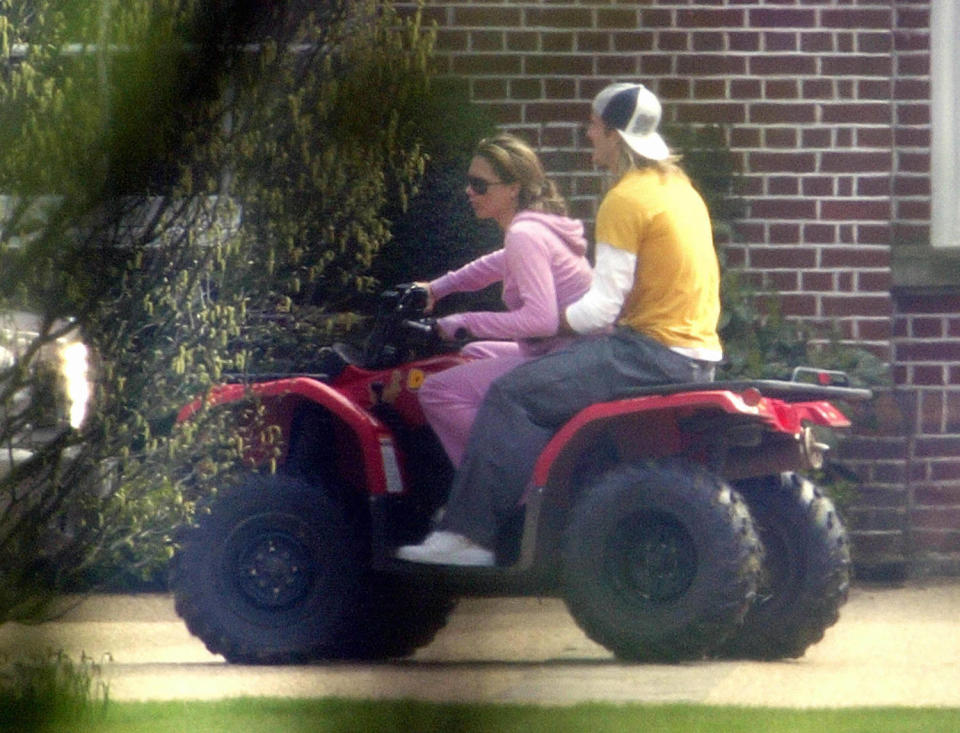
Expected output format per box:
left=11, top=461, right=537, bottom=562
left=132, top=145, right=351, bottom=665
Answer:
left=397, top=82, right=722, bottom=566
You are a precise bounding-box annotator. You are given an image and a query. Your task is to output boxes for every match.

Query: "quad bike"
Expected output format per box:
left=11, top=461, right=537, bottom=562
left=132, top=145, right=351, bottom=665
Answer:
left=169, top=284, right=872, bottom=664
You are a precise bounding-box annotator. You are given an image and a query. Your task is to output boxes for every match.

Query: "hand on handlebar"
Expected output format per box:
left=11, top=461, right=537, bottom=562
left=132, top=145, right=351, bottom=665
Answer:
left=435, top=317, right=471, bottom=342
left=413, top=281, right=436, bottom=313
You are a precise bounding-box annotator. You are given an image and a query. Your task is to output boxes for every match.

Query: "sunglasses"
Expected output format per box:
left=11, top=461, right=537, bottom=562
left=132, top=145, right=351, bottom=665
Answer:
left=466, top=175, right=508, bottom=195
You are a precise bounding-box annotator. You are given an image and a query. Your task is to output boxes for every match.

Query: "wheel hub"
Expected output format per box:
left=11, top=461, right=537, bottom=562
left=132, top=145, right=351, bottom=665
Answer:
left=609, top=512, right=697, bottom=604
left=234, top=530, right=313, bottom=609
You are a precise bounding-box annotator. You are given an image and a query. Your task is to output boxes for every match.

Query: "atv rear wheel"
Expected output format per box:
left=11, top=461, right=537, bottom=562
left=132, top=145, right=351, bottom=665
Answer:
left=561, top=461, right=762, bottom=662
left=719, top=473, right=851, bottom=660
left=171, top=474, right=452, bottom=663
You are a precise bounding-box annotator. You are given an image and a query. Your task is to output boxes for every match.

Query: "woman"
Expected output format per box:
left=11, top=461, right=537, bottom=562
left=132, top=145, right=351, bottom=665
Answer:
left=416, top=134, right=592, bottom=468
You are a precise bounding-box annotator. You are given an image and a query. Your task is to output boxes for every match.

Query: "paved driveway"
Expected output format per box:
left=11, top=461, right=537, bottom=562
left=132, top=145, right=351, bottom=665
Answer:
left=1, top=580, right=959, bottom=706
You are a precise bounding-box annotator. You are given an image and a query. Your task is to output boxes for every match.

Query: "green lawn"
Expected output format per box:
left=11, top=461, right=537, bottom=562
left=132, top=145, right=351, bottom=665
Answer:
left=12, top=698, right=960, bottom=733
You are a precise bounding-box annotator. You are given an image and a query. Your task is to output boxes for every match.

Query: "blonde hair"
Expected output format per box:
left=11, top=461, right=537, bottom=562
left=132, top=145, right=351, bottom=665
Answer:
left=609, top=130, right=684, bottom=181
left=475, top=134, right=568, bottom=216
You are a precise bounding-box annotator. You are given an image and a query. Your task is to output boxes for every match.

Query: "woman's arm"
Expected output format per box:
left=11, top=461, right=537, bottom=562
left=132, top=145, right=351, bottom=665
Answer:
left=437, top=232, right=559, bottom=340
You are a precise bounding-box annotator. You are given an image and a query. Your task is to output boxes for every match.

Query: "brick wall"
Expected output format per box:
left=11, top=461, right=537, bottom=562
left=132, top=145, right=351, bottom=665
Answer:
left=398, top=0, right=957, bottom=574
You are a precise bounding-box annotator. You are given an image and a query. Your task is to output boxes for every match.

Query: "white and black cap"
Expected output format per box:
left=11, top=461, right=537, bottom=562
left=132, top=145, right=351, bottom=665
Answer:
left=592, top=82, right=670, bottom=162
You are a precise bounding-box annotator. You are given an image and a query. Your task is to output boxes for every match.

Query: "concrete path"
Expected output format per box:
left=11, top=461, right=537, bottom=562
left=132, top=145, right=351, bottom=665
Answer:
left=1, top=580, right=959, bottom=707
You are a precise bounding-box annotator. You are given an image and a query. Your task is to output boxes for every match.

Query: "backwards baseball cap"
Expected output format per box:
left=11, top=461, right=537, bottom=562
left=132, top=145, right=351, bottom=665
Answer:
left=592, top=82, right=670, bottom=162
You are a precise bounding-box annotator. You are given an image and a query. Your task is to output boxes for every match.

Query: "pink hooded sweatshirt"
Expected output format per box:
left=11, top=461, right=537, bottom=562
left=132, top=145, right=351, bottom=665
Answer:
left=429, top=211, right=592, bottom=356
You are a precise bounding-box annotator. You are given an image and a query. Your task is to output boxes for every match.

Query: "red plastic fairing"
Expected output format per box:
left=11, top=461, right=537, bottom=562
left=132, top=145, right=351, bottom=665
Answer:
left=529, top=389, right=852, bottom=488
left=177, top=377, right=395, bottom=495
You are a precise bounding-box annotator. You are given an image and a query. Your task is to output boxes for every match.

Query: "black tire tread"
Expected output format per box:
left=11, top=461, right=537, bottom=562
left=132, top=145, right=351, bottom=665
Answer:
left=719, top=472, right=851, bottom=660
left=561, top=460, right=762, bottom=662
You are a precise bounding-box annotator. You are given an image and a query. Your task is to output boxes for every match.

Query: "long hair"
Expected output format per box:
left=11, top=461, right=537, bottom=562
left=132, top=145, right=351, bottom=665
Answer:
left=475, top=134, right=568, bottom=216
left=609, top=131, right=686, bottom=182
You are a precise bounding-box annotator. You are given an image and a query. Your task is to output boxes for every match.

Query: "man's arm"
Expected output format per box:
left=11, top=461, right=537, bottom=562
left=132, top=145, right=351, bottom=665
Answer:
left=562, top=242, right=636, bottom=334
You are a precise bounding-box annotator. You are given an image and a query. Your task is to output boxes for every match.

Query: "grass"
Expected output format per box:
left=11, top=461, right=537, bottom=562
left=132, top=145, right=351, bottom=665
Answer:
left=2, top=698, right=956, bottom=733
left=1, top=653, right=958, bottom=732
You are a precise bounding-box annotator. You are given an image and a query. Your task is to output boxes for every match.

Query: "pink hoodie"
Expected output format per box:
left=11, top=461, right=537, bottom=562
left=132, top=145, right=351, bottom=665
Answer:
left=430, top=211, right=592, bottom=356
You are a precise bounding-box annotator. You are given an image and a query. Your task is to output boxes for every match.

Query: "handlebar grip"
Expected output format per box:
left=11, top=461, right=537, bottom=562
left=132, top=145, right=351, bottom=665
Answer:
left=402, top=319, right=436, bottom=334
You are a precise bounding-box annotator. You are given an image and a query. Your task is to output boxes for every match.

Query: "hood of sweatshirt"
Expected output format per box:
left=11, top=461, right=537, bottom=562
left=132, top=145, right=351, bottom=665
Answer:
left=510, top=211, right=588, bottom=257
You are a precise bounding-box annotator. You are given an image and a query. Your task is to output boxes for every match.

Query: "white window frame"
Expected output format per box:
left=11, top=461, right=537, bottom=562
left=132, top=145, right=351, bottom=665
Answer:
left=931, top=0, right=960, bottom=248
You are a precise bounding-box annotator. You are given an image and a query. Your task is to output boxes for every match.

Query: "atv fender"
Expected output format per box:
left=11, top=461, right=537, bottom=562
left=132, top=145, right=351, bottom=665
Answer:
left=177, top=377, right=402, bottom=496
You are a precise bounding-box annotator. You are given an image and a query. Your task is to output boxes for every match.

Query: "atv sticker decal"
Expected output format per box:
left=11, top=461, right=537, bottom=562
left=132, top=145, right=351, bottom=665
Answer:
left=407, top=369, right=425, bottom=391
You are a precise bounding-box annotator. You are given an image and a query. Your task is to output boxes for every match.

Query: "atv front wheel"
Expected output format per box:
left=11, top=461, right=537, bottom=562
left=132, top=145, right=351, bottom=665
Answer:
left=170, top=474, right=452, bottom=663
left=719, top=473, right=851, bottom=660
left=561, top=461, right=762, bottom=662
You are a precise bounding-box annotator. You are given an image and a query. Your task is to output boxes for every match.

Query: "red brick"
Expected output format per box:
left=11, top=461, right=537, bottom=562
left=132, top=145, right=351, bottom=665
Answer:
left=895, top=293, right=960, bottom=315
left=525, top=54, right=594, bottom=76
left=764, top=271, right=799, bottom=291
left=692, top=32, right=724, bottom=52
left=804, top=223, right=840, bottom=245
left=857, top=177, right=891, bottom=197
left=638, top=9, right=673, bottom=29
left=858, top=32, right=893, bottom=54
left=677, top=54, right=748, bottom=76
left=768, top=177, right=799, bottom=196
left=658, top=31, right=690, bottom=52
left=821, top=247, right=890, bottom=269
left=822, top=294, right=892, bottom=318
left=613, top=31, right=654, bottom=53
left=506, top=31, right=539, bottom=52
left=896, top=200, right=931, bottom=221
left=692, top=79, right=724, bottom=99
left=577, top=31, right=611, bottom=53
left=525, top=7, right=593, bottom=29
left=597, top=8, right=638, bottom=30
left=748, top=247, right=817, bottom=270
left=822, top=9, right=895, bottom=31
left=748, top=9, right=816, bottom=28
left=801, top=32, right=834, bottom=53
left=676, top=103, right=745, bottom=124
left=730, top=79, right=762, bottom=99
left=856, top=127, right=894, bottom=148
left=748, top=151, right=817, bottom=172
left=858, top=271, right=892, bottom=292
left=453, top=7, right=522, bottom=27
left=750, top=103, right=816, bottom=124
left=947, top=393, right=960, bottom=431
left=913, top=365, right=947, bottom=386
left=779, top=294, right=819, bottom=317
left=769, top=222, right=801, bottom=242
left=677, top=9, right=748, bottom=29
left=821, top=199, right=891, bottom=221
left=749, top=55, right=818, bottom=76
left=471, top=30, right=504, bottom=51
left=898, top=342, right=960, bottom=363
left=801, top=178, right=834, bottom=197
left=857, top=319, right=893, bottom=342
left=764, top=79, right=799, bottom=100
left=472, top=78, right=508, bottom=101
left=750, top=198, right=818, bottom=220
left=801, top=128, right=832, bottom=147
left=821, top=151, right=893, bottom=174
left=542, top=33, right=575, bottom=53
left=452, top=54, right=521, bottom=75
left=729, top=32, right=760, bottom=52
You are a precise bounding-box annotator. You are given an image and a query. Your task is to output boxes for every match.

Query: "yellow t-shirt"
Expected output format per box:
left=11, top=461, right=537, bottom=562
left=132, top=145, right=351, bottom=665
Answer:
left=595, top=167, right=722, bottom=353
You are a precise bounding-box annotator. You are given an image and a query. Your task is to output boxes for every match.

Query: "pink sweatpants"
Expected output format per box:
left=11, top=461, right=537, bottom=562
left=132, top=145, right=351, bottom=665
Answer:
left=418, top=341, right=533, bottom=467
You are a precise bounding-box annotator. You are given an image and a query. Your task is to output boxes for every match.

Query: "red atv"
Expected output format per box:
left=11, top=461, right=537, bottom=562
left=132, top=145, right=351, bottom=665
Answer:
left=170, top=284, right=871, bottom=664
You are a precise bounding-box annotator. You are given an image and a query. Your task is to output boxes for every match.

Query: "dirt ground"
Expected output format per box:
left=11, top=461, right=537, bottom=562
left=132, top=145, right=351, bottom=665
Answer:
left=2, top=580, right=959, bottom=707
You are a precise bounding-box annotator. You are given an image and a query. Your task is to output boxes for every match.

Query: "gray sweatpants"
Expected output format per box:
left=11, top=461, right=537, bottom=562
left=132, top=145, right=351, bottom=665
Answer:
left=437, top=328, right=717, bottom=548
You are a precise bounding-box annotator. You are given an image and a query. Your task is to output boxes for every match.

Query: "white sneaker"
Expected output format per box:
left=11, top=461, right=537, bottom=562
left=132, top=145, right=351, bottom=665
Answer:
left=395, top=531, right=495, bottom=567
